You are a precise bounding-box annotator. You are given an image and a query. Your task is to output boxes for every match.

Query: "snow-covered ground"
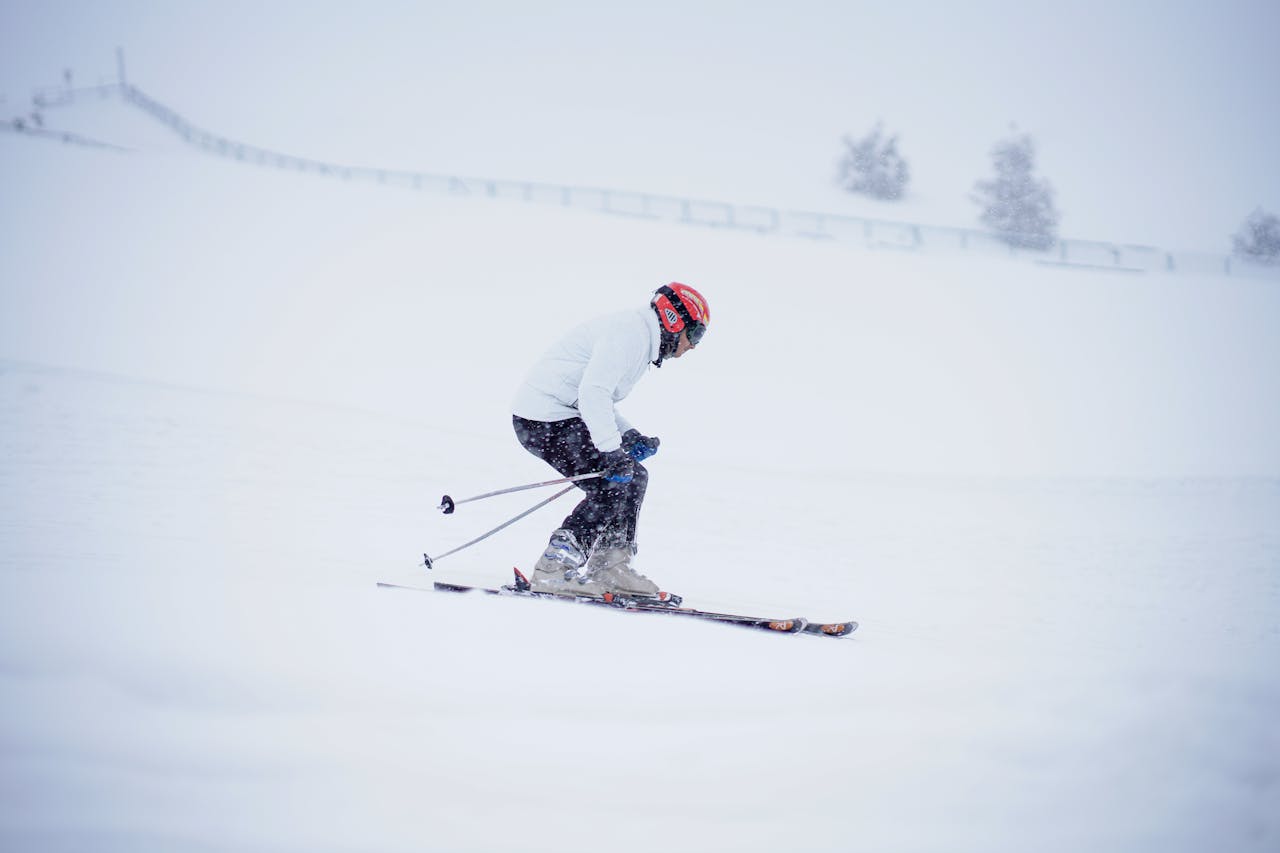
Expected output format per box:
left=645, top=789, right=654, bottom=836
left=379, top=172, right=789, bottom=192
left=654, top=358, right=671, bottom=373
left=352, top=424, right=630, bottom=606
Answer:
left=4, top=64, right=1280, bottom=853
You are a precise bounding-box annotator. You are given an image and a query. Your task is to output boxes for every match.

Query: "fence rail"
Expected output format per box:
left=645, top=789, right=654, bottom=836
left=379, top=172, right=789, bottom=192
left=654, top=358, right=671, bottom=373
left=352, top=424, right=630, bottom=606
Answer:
left=21, top=80, right=1277, bottom=279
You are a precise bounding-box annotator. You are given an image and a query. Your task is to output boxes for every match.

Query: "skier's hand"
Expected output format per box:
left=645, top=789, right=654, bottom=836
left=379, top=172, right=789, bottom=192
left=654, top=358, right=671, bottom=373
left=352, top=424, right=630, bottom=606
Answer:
left=622, top=429, right=660, bottom=462
left=600, top=448, right=635, bottom=484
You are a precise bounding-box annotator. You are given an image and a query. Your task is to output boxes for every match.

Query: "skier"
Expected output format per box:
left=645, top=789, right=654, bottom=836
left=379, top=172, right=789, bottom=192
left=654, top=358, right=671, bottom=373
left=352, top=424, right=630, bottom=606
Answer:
left=511, top=283, right=710, bottom=600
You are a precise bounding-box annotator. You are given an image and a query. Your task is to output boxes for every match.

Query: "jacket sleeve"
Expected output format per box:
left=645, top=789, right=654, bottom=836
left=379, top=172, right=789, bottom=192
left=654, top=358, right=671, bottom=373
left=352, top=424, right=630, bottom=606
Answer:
left=614, top=410, right=636, bottom=439
left=577, top=335, right=638, bottom=452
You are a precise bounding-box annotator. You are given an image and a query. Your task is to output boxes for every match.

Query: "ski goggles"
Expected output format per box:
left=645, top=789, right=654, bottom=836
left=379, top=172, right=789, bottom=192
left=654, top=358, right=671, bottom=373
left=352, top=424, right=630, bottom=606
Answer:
left=686, top=321, right=707, bottom=347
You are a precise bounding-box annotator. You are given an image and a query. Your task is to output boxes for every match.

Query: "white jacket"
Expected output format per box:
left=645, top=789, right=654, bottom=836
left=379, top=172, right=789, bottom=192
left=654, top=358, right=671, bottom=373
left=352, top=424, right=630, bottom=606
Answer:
left=511, top=307, right=660, bottom=452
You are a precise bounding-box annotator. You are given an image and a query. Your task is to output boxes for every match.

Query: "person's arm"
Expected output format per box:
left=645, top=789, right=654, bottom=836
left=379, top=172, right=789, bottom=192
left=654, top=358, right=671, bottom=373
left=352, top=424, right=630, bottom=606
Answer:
left=577, top=334, right=634, bottom=452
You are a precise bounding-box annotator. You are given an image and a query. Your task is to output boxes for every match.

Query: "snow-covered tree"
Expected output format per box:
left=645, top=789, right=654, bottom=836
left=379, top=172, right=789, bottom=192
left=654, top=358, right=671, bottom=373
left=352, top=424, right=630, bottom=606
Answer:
left=1232, top=207, right=1280, bottom=264
left=972, top=130, right=1059, bottom=250
left=837, top=123, right=910, bottom=201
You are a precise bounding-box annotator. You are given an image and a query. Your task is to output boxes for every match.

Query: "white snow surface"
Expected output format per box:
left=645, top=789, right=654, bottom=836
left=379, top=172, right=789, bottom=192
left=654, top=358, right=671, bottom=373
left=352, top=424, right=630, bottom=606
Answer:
left=4, top=89, right=1280, bottom=851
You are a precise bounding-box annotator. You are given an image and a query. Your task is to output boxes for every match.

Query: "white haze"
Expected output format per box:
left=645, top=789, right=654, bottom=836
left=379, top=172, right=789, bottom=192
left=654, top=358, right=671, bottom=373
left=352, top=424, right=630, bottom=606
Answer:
left=3, top=0, right=1278, bottom=250
left=2, top=5, right=1279, bottom=853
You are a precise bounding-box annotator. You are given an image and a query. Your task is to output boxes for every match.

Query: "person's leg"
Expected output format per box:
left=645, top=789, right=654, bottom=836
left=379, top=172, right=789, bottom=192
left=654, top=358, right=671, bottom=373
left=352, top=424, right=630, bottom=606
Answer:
left=513, top=415, right=641, bottom=553
left=617, top=462, right=647, bottom=545
left=513, top=416, right=654, bottom=596
left=580, top=461, right=657, bottom=596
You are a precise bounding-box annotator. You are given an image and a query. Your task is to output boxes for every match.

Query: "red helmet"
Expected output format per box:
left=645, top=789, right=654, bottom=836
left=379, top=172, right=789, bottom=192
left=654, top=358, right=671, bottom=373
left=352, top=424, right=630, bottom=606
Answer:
left=652, top=283, right=710, bottom=345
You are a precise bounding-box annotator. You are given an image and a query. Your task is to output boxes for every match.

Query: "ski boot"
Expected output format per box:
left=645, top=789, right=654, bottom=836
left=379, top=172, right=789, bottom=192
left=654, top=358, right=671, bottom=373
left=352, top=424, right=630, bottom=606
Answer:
left=529, top=529, right=606, bottom=597
left=584, top=537, right=660, bottom=600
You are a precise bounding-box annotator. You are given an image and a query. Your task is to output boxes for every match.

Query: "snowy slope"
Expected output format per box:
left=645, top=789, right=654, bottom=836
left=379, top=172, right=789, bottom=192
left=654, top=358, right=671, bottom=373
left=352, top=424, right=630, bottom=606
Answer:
left=3, top=94, right=1280, bottom=853
left=4, top=360, right=1278, bottom=853
left=8, top=93, right=1279, bottom=480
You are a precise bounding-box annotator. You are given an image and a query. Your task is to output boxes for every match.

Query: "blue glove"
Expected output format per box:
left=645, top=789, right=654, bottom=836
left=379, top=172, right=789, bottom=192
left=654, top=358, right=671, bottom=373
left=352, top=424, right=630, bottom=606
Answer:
left=622, top=429, right=660, bottom=462
left=600, top=448, right=635, bottom=483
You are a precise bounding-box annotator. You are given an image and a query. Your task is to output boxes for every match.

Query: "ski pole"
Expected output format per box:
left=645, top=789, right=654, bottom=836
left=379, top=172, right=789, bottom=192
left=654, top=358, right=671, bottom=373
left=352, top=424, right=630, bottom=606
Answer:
left=424, top=483, right=576, bottom=569
left=438, top=471, right=600, bottom=514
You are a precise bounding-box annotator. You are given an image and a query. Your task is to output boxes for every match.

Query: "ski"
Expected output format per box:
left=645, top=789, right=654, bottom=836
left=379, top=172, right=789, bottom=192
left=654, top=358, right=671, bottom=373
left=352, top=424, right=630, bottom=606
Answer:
left=378, top=570, right=856, bottom=639
left=388, top=580, right=809, bottom=635
left=801, top=620, right=858, bottom=638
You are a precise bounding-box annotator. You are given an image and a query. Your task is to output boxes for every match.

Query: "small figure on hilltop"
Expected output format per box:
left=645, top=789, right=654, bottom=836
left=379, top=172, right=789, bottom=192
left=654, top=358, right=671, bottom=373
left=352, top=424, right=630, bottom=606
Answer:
left=511, top=283, right=710, bottom=601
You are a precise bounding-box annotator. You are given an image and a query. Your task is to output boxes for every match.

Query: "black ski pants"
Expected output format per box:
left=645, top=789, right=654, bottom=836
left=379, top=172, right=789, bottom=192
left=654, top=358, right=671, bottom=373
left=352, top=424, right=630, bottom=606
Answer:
left=513, top=415, right=648, bottom=552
